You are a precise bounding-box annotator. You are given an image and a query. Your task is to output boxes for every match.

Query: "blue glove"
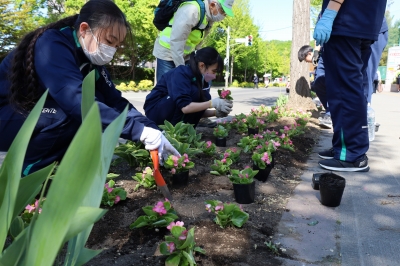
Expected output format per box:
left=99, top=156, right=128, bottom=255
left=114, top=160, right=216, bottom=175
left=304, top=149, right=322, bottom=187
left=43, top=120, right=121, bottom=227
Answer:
left=313, top=9, right=338, bottom=46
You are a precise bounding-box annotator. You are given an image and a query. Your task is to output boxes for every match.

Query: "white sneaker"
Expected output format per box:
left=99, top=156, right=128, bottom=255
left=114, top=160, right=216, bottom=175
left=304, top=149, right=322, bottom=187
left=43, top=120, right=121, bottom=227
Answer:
left=318, top=114, right=332, bottom=129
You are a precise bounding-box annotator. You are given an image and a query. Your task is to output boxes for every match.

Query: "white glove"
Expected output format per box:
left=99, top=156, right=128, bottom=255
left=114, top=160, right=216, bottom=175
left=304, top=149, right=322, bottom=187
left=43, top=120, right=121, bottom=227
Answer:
left=140, top=127, right=162, bottom=150
left=216, top=109, right=229, bottom=118
left=158, top=135, right=180, bottom=165
left=211, top=98, right=233, bottom=113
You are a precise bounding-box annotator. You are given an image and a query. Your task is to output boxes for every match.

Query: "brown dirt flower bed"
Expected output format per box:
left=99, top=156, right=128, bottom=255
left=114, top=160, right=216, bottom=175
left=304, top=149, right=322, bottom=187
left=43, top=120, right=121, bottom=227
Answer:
left=86, top=116, right=321, bottom=266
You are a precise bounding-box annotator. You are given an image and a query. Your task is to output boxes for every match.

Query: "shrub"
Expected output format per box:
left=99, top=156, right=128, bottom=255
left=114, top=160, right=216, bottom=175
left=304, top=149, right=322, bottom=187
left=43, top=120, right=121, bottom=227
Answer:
left=231, top=79, right=240, bottom=87
left=138, top=80, right=154, bottom=90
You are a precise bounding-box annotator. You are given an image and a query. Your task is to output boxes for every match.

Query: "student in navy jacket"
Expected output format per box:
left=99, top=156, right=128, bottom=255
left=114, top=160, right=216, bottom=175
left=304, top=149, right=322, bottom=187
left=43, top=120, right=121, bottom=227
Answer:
left=314, top=0, right=387, bottom=172
left=0, top=0, right=178, bottom=176
left=144, top=47, right=233, bottom=127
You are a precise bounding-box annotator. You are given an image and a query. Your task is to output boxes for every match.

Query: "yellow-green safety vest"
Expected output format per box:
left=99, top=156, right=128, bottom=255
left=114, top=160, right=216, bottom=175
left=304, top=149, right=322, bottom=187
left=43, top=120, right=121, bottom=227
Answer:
left=159, top=1, right=208, bottom=55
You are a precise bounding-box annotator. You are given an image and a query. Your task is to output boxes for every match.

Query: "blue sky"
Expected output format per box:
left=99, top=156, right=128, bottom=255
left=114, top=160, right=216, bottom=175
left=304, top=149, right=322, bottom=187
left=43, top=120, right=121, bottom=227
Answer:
left=249, top=0, right=400, bottom=41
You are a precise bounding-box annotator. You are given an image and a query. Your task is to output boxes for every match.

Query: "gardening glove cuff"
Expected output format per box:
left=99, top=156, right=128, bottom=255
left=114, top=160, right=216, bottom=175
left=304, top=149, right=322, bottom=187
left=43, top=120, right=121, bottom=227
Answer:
left=140, top=126, right=162, bottom=151
left=313, top=9, right=337, bottom=46
left=158, top=135, right=180, bottom=165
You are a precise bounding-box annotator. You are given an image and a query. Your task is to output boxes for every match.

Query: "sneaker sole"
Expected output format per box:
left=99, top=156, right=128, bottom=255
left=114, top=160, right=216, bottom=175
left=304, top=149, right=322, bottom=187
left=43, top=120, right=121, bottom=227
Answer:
left=319, top=123, right=332, bottom=129
left=318, top=155, right=334, bottom=159
left=318, top=163, right=370, bottom=172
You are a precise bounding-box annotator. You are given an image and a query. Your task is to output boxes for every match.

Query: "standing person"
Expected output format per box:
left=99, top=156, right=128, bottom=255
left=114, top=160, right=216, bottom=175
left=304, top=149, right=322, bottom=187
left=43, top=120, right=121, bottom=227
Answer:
left=144, top=47, right=233, bottom=127
left=253, top=73, right=259, bottom=89
left=153, top=0, right=235, bottom=82
left=314, top=0, right=387, bottom=172
left=263, top=73, right=269, bottom=88
left=0, top=0, right=179, bottom=176
left=367, top=17, right=388, bottom=103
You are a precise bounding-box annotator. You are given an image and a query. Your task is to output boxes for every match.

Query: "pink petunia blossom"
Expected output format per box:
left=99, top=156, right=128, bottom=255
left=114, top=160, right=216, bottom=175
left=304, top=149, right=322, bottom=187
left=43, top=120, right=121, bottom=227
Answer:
left=167, top=242, right=175, bottom=253
left=114, top=195, right=121, bottom=204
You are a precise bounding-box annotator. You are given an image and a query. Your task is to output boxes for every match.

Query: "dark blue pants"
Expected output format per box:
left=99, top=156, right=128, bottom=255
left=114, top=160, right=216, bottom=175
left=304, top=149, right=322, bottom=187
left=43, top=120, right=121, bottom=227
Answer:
left=0, top=100, right=80, bottom=176
left=311, top=54, right=329, bottom=112
left=367, top=30, right=388, bottom=103
left=323, top=36, right=372, bottom=162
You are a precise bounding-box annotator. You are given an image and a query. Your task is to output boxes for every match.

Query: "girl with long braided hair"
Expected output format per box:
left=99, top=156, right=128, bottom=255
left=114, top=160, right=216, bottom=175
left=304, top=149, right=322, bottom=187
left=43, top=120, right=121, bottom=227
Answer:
left=0, top=0, right=178, bottom=176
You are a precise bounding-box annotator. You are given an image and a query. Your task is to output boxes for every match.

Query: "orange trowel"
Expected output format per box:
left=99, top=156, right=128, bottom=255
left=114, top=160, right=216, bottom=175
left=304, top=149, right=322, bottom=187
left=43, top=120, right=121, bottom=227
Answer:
left=150, top=150, right=173, bottom=201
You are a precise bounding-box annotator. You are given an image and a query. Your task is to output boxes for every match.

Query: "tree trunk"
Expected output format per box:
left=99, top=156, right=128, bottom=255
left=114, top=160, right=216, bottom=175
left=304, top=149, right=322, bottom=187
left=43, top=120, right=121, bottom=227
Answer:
left=287, top=0, right=315, bottom=111
left=131, top=56, right=137, bottom=81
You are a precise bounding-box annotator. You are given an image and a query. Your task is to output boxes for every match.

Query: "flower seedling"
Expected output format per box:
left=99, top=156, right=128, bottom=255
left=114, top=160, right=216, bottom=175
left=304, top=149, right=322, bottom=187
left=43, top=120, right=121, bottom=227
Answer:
left=204, top=200, right=249, bottom=228
left=202, top=141, right=216, bottom=156
left=159, top=221, right=205, bottom=266
left=132, top=166, right=156, bottom=191
left=101, top=180, right=127, bottom=207
left=237, top=136, right=258, bottom=153
left=252, top=151, right=272, bottom=169
left=163, top=154, right=195, bottom=174
left=210, top=158, right=232, bottom=175
left=221, top=148, right=241, bottom=163
left=246, top=113, right=259, bottom=129
left=130, top=200, right=178, bottom=229
left=229, top=167, right=258, bottom=184
left=218, top=88, right=233, bottom=100
left=213, top=125, right=228, bottom=138
left=112, top=140, right=151, bottom=169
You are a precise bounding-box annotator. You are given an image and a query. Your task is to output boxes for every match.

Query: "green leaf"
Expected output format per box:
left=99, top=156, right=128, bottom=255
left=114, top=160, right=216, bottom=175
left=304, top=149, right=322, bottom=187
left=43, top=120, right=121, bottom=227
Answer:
left=0, top=227, right=27, bottom=265
left=171, top=226, right=186, bottom=239
left=130, top=216, right=149, bottom=229
left=13, top=163, right=55, bottom=219
left=178, top=227, right=194, bottom=249
left=210, top=171, right=221, bottom=175
left=25, top=104, right=102, bottom=265
left=0, top=90, right=47, bottom=252
left=159, top=242, right=169, bottom=255
left=182, top=250, right=195, bottom=266
left=165, top=253, right=181, bottom=266
left=81, top=70, right=95, bottom=120
left=193, top=246, right=206, bottom=254
left=231, top=210, right=249, bottom=228
left=75, top=248, right=102, bottom=266
left=9, top=216, right=24, bottom=239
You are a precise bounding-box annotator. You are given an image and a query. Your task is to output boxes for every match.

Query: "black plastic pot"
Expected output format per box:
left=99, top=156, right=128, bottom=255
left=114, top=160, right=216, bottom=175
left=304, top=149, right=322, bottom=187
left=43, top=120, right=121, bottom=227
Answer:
left=215, top=137, right=226, bottom=147
left=319, top=173, right=346, bottom=207
left=233, top=182, right=255, bottom=204
left=253, top=163, right=272, bottom=182
left=172, top=171, right=189, bottom=187
left=270, top=152, right=275, bottom=168
left=311, top=172, right=327, bottom=190
left=248, top=127, right=259, bottom=135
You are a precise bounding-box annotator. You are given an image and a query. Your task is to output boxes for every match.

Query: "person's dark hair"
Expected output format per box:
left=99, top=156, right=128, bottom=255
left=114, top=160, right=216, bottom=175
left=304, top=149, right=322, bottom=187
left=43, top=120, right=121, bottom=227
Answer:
left=8, top=0, right=131, bottom=113
left=298, top=45, right=313, bottom=62
left=188, top=47, right=223, bottom=101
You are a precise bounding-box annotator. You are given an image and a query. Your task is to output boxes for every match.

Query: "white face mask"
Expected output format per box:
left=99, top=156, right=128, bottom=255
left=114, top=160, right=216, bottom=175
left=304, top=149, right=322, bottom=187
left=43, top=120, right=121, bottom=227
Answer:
left=81, top=29, right=117, bottom=65
left=210, top=3, right=225, bottom=22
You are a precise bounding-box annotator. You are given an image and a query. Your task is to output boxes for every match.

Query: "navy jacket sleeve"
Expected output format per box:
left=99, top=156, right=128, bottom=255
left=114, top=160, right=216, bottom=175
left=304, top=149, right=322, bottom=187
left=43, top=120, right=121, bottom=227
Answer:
left=166, top=66, right=195, bottom=110
left=34, top=29, right=157, bottom=142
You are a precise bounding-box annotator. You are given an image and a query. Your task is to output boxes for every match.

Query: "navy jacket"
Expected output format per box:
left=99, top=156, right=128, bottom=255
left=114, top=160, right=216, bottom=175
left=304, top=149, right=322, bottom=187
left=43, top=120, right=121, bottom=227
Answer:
left=322, top=0, right=387, bottom=41
left=144, top=65, right=211, bottom=126
left=0, top=27, right=157, bottom=142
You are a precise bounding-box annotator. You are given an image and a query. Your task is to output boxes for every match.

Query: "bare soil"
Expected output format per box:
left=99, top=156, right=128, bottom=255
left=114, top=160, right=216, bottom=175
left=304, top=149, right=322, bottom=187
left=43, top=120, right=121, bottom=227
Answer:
left=86, top=116, right=321, bottom=266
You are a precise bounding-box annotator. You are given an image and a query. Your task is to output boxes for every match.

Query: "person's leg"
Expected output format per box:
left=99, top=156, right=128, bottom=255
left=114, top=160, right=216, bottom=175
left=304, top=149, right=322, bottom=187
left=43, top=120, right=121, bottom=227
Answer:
left=156, top=58, right=176, bottom=82
left=311, top=55, right=329, bottom=112
left=322, top=36, right=371, bottom=167
left=367, top=30, right=388, bottom=103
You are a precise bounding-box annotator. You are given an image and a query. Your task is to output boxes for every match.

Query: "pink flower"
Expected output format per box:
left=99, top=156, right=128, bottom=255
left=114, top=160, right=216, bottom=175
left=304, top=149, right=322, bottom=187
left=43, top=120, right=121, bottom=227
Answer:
left=274, top=108, right=279, bottom=114
left=183, top=154, right=189, bottom=163
left=245, top=165, right=250, bottom=169
left=280, top=133, right=286, bottom=139
left=167, top=221, right=184, bottom=230
left=221, top=90, right=230, bottom=99
left=182, top=163, right=186, bottom=167
left=239, top=204, right=243, bottom=211
left=153, top=201, right=167, bottom=215
left=231, top=147, right=237, bottom=152
left=221, top=158, right=226, bottom=163
left=175, top=221, right=184, bottom=227
left=105, top=183, right=113, bottom=193
left=114, top=195, right=121, bottom=204
left=284, top=126, right=290, bottom=131
left=179, top=230, right=188, bottom=240
left=167, top=242, right=175, bottom=253
left=215, top=204, right=224, bottom=211
left=170, top=168, right=176, bottom=174
left=256, top=145, right=262, bottom=150
left=205, top=204, right=212, bottom=212
left=206, top=141, right=212, bottom=148
left=245, top=174, right=249, bottom=178
left=224, top=152, right=230, bottom=158
left=25, top=204, right=35, bottom=213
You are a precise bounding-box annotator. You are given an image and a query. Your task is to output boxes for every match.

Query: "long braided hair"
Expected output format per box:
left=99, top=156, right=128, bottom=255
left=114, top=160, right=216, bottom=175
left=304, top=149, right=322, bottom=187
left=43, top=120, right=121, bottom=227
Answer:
left=8, top=0, right=131, bottom=113
left=188, top=47, right=223, bottom=101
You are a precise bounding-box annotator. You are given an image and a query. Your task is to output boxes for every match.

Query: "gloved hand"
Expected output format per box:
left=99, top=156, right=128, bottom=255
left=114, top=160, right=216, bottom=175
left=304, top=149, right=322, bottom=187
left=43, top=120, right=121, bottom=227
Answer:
left=215, top=109, right=229, bottom=118
left=140, top=126, right=162, bottom=150
left=211, top=98, right=233, bottom=113
left=158, top=135, right=180, bottom=165
left=313, top=9, right=337, bottom=46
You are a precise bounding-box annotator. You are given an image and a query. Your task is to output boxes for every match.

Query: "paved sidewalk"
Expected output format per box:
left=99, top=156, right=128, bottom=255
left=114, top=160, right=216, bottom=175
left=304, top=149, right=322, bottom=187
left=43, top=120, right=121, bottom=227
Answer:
left=276, top=91, right=400, bottom=265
